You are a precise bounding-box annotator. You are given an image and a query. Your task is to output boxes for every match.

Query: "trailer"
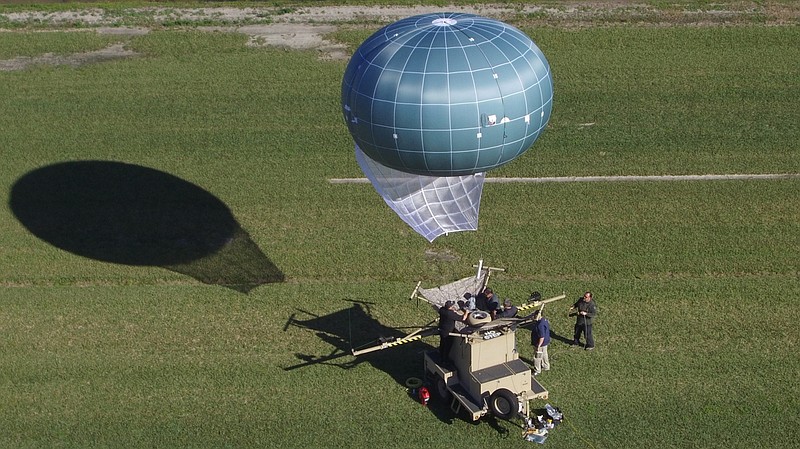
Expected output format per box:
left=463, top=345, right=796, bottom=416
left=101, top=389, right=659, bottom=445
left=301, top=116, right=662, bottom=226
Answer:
left=352, top=262, right=564, bottom=421
left=424, top=315, right=552, bottom=421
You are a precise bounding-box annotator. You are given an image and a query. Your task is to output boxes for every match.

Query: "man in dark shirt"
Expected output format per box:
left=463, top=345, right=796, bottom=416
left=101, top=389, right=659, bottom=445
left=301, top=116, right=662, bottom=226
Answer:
left=496, top=299, right=518, bottom=318
left=475, top=288, right=500, bottom=318
left=438, top=300, right=467, bottom=364
left=530, top=309, right=551, bottom=375
left=569, top=291, right=598, bottom=350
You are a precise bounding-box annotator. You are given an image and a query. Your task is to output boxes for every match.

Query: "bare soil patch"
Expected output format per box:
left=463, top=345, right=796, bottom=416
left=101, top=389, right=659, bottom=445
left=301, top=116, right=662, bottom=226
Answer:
left=1, top=3, right=797, bottom=67
left=0, top=42, right=138, bottom=71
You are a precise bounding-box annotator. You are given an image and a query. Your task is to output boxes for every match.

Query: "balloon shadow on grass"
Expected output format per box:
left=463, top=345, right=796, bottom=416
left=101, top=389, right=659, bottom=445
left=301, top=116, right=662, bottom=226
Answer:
left=9, top=160, right=284, bottom=293
left=284, top=300, right=468, bottom=425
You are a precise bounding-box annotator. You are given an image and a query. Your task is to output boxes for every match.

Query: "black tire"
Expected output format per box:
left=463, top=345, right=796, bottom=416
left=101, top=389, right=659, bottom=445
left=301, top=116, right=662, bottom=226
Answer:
left=488, top=389, right=519, bottom=420
left=435, top=376, right=452, bottom=402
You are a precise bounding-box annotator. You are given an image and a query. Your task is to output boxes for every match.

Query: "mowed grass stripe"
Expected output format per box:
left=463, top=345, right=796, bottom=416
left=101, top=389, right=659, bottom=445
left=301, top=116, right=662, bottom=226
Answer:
left=329, top=173, right=800, bottom=183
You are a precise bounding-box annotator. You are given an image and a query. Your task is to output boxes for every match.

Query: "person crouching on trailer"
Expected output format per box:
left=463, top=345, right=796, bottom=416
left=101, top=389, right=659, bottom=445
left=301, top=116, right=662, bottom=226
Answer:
left=496, top=298, right=518, bottom=318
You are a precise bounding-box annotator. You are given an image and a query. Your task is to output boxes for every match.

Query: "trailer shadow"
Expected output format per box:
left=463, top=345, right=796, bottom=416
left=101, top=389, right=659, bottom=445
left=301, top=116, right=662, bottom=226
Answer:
left=284, top=300, right=520, bottom=432
left=284, top=301, right=430, bottom=382
left=284, top=301, right=457, bottom=419
left=9, top=160, right=283, bottom=293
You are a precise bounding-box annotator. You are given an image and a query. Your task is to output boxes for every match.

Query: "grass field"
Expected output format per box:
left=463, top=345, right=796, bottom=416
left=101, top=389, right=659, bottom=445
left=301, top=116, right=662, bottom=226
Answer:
left=1, top=2, right=799, bottom=448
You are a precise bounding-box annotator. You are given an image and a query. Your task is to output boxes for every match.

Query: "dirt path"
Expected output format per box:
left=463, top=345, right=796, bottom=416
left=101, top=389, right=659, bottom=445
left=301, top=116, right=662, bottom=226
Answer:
left=1, top=2, right=798, bottom=70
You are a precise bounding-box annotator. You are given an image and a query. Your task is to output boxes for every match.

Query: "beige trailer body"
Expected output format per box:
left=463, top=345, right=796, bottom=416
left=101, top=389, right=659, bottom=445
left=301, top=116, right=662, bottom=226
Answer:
left=424, top=315, right=551, bottom=421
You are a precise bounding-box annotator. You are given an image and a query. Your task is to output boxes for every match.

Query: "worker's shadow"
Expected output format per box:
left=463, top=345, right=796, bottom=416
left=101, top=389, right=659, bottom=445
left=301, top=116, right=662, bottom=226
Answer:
left=511, top=327, right=575, bottom=368
left=549, top=329, right=575, bottom=346
left=9, top=160, right=284, bottom=293
left=519, top=323, right=575, bottom=346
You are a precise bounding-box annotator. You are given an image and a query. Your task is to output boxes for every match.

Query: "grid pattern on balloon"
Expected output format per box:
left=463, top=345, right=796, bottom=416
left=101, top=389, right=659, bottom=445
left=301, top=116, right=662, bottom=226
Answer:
left=356, top=145, right=485, bottom=242
left=342, top=12, right=553, bottom=177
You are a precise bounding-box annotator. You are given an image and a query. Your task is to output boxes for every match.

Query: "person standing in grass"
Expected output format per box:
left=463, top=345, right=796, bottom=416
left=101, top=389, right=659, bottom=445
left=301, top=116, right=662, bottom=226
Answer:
left=570, top=291, right=598, bottom=350
left=530, top=309, right=551, bottom=375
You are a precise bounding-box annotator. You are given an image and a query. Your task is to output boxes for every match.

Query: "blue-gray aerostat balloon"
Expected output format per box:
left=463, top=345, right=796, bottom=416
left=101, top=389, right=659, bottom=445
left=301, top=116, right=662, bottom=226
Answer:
left=342, top=13, right=553, bottom=241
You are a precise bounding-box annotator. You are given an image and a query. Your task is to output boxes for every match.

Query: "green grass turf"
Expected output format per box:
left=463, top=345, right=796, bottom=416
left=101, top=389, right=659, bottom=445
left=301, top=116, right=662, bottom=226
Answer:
left=1, top=11, right=799, bottom=449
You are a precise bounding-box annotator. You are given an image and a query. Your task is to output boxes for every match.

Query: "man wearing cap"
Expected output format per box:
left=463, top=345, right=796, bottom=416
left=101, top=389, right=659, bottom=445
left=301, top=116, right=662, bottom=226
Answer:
left=530, top=309, right=551, bottom=375
left=438, top=300, right=467, bottom=365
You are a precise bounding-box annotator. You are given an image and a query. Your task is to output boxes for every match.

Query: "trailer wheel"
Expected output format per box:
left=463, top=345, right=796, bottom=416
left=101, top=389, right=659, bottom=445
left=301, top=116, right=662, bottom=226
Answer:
left=488, top=389, right=518, bottom=420
left=435, top=376, right=452, bottom=402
